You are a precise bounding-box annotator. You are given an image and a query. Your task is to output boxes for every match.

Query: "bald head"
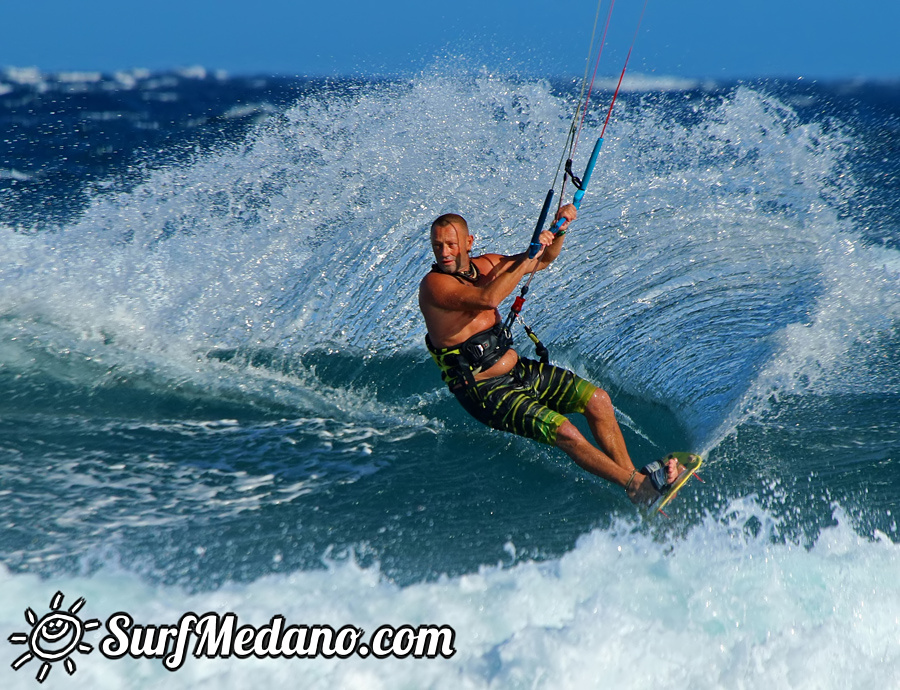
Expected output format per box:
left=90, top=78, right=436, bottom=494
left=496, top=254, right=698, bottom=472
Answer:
left=431, top=213, right=469, bottom=236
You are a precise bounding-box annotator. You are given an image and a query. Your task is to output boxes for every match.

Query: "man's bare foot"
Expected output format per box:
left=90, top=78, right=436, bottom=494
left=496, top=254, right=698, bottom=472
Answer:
left=664, top=455, right=684, bottom=484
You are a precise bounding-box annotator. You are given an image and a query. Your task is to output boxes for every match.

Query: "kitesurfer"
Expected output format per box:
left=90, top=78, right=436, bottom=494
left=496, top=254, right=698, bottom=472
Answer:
left=419, top=206, right=680, bottom=504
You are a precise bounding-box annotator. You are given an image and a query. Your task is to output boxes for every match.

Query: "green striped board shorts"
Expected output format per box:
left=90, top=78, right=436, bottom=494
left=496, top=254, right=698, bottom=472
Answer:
left=452, top=357, right=598, bottom=446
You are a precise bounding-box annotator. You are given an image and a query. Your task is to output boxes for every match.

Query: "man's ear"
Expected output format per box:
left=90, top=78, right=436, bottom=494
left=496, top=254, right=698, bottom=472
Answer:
left=466, top=234, right=474, bottom=253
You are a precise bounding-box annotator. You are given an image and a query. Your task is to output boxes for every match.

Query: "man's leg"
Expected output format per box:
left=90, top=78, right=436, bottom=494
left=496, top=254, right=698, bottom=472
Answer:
left=555, top=420, right=680, bottom=504
left=581, top=388, right=634, bottom=471
left=452, top=360, right=678, bottom=502
left=554, top=419, right=635, bottom=487
left=555, top=388, right=681, bottom=503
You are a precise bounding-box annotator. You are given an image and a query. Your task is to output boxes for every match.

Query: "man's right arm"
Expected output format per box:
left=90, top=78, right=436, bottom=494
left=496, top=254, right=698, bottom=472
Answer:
left=420, top=253, right=542, bottom=313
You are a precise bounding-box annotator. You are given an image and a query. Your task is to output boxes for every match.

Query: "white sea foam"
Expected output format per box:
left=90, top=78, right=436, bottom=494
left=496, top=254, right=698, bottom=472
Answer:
left=594, top=72, right=702, bottom=92
left=0, top=168, right=32, bottom=181
left=57, top=71, right=103, bottom=83
left=3, top=66, right=44, bottom=85
left=2, top=502, right=897, bottom=689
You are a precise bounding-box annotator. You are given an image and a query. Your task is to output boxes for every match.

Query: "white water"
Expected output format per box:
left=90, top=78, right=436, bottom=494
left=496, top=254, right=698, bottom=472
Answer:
left=3, top=502, right=899, bottom=689
left=3, top=76, right=897, bottom=449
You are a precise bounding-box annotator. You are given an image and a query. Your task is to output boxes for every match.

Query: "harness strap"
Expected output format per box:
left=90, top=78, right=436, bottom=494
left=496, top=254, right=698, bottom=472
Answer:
left=430, top=261, right=480, bottom=284
left=426, top=323, right=513, bottom=389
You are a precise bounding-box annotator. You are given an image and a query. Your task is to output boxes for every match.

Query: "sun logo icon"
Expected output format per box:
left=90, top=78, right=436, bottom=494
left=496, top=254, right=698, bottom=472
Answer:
left=8, top=591, right=101, bottom=683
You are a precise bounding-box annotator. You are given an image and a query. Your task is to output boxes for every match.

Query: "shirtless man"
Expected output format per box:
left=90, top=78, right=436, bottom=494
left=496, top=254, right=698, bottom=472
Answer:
left=418, top=205, right=679, bottom=505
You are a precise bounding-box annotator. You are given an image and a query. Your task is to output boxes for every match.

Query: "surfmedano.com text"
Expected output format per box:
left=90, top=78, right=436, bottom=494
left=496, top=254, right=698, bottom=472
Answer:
left=100, top=612, right=457, bottom=670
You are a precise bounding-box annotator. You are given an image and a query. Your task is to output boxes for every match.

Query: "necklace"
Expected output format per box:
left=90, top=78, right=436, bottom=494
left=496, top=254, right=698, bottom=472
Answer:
left=456, top=262, right=479, bottom=282
left=430, top=260, right=480, bottom=283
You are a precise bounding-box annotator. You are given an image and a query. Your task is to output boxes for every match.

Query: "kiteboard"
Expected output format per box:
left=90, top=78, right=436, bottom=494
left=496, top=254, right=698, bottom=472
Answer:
left=642, top=452, right=703, bottom=519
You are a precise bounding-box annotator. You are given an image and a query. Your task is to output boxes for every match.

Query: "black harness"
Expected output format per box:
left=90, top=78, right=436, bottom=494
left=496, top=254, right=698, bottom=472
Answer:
left=425, top=322, right=514, bottom=389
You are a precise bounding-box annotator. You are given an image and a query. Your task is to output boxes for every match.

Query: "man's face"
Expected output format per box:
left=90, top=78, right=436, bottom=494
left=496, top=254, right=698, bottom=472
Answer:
left=430, top=223, right=472, bottom=274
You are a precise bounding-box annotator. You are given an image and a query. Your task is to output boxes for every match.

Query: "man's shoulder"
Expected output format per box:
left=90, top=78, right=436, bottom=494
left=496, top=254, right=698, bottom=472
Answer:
left=478, top=251, right=522, bottom=273
left=474, top=252, right=514, bottom=272
left=419, top=268, right=454, bottom=297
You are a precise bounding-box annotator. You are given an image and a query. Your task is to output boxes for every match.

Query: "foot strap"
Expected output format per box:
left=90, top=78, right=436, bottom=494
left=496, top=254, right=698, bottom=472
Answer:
left=640, top=460, right=670, bottom=493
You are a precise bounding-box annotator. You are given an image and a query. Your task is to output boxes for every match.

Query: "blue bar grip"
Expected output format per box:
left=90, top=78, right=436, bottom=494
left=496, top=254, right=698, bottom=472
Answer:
left=527, top=189, right=555, bottom=259
left=548, top=136, right=604, bottom=235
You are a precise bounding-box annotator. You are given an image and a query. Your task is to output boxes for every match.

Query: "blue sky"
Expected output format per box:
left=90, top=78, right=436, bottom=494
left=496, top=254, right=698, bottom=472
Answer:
left=1, top=0, right=898, bottom=80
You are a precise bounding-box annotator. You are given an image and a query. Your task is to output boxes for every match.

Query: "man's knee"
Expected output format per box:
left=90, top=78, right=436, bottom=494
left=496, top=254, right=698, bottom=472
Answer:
left=586, top=388, right=614, bottom=418
left=554, top=419, right=586, bottom=450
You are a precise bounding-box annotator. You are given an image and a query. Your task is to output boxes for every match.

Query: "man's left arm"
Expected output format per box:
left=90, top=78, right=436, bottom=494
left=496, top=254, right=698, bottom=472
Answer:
left=534, top=203, right=576, bottom=270
left=483, top=203, right=577, bottom=277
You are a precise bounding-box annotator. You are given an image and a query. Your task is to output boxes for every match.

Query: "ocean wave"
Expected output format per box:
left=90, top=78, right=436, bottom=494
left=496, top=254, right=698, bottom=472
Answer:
left=1, top=499, right=897, bottom=689
left=2, top=72, right=897, bottom=447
